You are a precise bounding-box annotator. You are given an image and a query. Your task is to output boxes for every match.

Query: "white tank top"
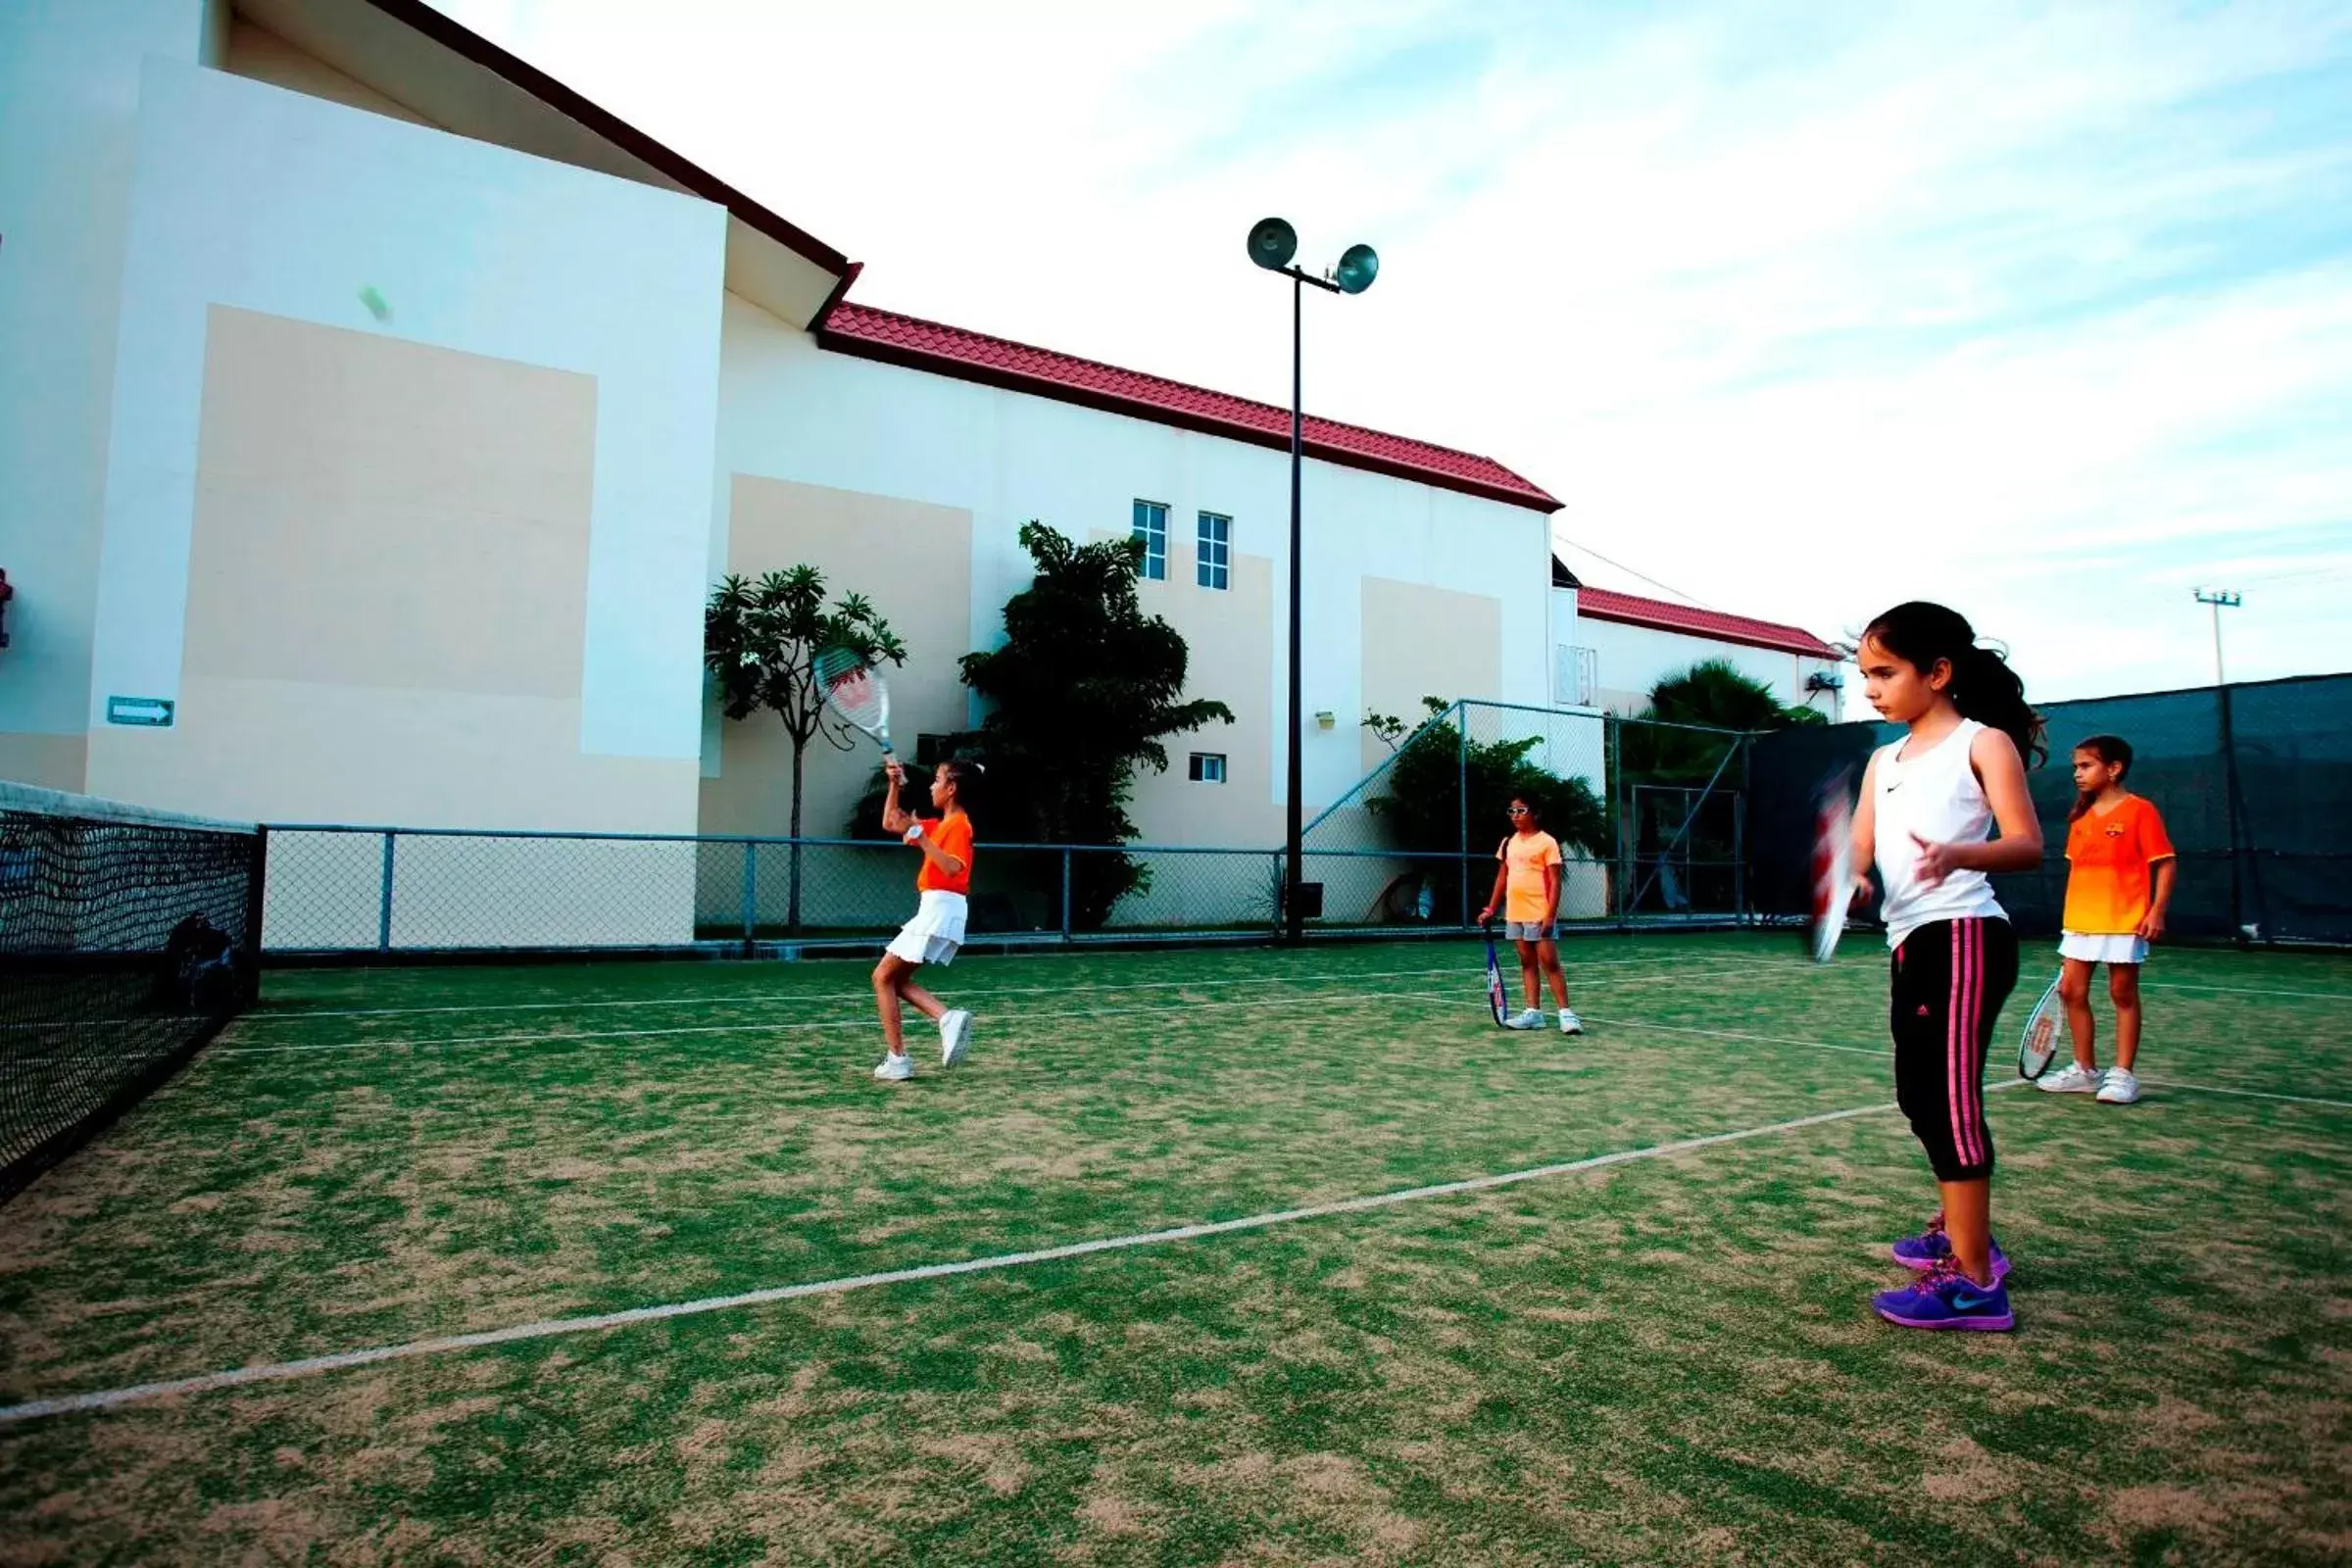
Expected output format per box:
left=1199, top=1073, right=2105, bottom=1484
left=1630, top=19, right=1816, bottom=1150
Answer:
left=1873, top=717, right=2006, bottom=947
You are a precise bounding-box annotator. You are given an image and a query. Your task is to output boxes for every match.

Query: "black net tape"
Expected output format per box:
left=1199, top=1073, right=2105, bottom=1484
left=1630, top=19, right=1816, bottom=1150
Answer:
left=0, top=785, right=263, bottom=1203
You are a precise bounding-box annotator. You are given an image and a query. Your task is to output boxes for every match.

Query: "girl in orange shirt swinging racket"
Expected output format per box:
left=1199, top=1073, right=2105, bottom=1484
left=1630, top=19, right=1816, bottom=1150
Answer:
left=2038, top=735, right=2176, bottom=1105
left=871, top=758, right=983, bottom=1082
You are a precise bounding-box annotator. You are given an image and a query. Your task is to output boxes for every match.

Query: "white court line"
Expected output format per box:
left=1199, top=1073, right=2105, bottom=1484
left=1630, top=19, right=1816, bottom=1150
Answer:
left=2140, top=980, right=2352, bottom=1003
left=1580, top=1014, right=2352, bottom=1109
left=250, top=948, right=1807, bottom=1023
left=213, top=959, right=1793, bottom=1059
left=0, top=1094, right=1920, bottom=1427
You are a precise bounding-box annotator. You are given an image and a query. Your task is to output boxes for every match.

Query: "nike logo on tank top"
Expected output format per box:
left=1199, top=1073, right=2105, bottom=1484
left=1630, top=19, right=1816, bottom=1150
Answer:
left=1873, top=717, right=2007, bottom=947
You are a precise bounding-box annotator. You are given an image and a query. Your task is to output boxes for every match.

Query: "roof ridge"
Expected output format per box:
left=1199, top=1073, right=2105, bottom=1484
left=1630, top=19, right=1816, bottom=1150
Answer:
left=822, top=301, right=1556, bottom=509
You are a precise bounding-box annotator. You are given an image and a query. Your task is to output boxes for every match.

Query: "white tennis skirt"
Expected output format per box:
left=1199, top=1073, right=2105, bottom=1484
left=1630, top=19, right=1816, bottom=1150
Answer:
left=2059, top=931, right=2148, bottom=965
left=887, top=889, right=968, bottom=966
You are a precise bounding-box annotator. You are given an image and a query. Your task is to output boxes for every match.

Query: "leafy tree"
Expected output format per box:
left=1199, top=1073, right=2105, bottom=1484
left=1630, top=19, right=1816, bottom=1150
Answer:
left=1617, top=660, right=1823, bottom=912
left=705, top=566, right=904, bottom=930
left=1623, top=659, right=1825, bottom=784
left=951, top=522, right=1234, bottom=929
left=1363, top=699, right=1608, bottom=917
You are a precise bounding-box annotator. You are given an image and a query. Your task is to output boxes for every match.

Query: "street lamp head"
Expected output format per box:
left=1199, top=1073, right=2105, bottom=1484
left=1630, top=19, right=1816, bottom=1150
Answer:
left=1333, top=242, right=1379, bottom=294
left=1247, top=217, right=1298, bottom=271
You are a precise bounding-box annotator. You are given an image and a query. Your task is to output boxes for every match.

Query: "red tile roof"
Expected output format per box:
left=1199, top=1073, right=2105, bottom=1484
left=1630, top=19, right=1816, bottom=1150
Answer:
left=816, top=304, right=1560, bottom=513
left=1574, top=586, right=1842, bottom=659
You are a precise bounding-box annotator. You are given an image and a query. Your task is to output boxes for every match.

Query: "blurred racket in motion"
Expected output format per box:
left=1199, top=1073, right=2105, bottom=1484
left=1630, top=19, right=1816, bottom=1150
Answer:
left=1809, top=767, right=1856, bottom=963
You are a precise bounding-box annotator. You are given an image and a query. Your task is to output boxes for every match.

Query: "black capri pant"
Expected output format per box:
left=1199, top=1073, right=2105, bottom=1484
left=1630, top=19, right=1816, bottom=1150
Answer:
left=1890, top=917, right=2020, bottom=1182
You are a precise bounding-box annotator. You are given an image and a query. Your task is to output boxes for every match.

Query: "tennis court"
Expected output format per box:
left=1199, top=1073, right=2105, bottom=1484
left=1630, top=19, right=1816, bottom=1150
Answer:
left=1, top=931, right=2345, bottom=1565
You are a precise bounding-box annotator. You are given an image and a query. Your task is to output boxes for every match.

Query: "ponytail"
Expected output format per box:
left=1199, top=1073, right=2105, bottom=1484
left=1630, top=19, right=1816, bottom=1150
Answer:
left=1861, top=602, right=2046, bottom=768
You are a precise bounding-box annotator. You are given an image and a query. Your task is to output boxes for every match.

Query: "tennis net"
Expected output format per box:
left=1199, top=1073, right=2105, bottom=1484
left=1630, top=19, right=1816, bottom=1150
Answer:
left=0, top=783, right=264, bottom=1203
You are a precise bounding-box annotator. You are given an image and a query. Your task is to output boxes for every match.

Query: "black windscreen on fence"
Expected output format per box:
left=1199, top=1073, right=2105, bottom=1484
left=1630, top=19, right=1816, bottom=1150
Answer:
left=1747, top=672, right=2352, bottom=947
left=0, top=784, right=265, bottom=1203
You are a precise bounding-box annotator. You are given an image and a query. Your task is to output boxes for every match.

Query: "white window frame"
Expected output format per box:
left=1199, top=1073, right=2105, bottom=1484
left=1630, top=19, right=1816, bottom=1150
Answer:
left=1133, top=500, right=1168, bottom=581
left=1188, top=752, right=1228, bottom=783
left=1196, top=512, right=1231, bottom=590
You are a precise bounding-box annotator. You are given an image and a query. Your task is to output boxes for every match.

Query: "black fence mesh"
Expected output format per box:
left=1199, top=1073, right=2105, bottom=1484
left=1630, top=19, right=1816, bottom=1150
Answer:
left=1747, top=672, right=2352, bottom=947
left=0, top=784, right=264, bottom=1203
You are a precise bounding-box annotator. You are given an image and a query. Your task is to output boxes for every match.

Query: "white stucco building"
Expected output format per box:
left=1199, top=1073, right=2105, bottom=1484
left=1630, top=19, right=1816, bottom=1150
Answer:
left=0, top=0, right=1564, bottom=861
left=1546, top=558, right=1846, bottom=718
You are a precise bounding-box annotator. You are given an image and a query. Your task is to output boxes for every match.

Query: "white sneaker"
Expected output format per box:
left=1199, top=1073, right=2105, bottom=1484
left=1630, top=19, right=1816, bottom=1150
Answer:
left=1558, top=1010, right=1585, bottom=1036
left=939, top=1009, right=974, bottom=1067
left=873, top=1053, right=913, bottom=1082
left=2096, top=1068, right=2141, bottom=1104
left=1507, top=1008, right=1544, bottom=1030
left=2037, top=1061, right=2101, bottom=1094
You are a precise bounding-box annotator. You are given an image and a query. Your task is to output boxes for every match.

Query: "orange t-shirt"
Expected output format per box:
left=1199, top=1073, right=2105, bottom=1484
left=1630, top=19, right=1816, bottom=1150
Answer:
left=915, top=812, right=973, bottom=896
left=2062, top=795, right=2175, bottom=934
left=1496, top=831, right=1563, bottom=922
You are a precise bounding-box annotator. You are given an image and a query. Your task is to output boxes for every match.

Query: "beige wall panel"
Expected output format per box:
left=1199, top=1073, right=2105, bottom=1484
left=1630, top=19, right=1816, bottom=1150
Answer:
left=1113, top=531, right=1277, bottom=852
left=184, top=306, right=594, bottom=699
left=1359, top=577, right=1503, bottom=774
left=0, top=732, right=89, bottom=794
left=223, top=20, right=436, bottom=126
left=701, top=476, right=973, bottom=841
left=80, top=308, right=699, bottom=851
left=88, top=677, right=694, bottom=830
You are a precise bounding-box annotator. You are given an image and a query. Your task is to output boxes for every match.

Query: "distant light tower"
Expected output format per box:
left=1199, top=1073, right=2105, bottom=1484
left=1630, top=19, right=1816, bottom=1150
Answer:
left=2194, top=588, right=2243, bottom=687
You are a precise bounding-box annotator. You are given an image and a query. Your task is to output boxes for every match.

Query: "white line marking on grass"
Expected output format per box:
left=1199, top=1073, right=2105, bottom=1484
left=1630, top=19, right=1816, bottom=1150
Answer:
left=0, top=1095, right=1915, bottom=1427
left=215, top=961, right=1793, bottom=1059
left=2140, top=980, right=2352, bottom=1003
left=250, top=950, right=1807, bottom=1022
left=1581, top=1015, right=2352, bottom=1109
left=2134, top=1079, right=2352, bottom=1108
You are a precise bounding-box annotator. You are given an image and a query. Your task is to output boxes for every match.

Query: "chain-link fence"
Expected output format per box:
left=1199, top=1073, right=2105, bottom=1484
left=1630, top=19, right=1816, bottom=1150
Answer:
left=261, top=828, right=1296, bottom=955
left=1745, top=671, right=2352, bottom=948
left=1296, top=701, right=1749, bottom=934
left=259, top=703, right=1768, bottom=956
left=261, top=676, right=2345, bottom=959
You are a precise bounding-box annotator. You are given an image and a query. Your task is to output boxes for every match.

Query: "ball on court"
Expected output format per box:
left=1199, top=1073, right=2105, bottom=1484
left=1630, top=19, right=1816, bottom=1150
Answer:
left=358, top=285, right=391, bottom=321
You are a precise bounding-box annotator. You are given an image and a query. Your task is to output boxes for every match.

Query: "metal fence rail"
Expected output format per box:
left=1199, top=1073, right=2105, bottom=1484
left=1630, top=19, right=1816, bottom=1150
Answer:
left=258, top=704, right=1767, bottom=958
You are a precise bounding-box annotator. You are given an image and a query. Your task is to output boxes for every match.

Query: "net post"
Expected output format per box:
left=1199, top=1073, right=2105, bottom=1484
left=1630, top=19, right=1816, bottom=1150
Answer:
left=2217, top=682, right=2249, bottom=947
left=243, top=825, right=269, bottom=1004
left=1060, top=849, right=1073, bottom=940
left=1733, top=750, right=1747, bottom=925
left=376, top=831, right=396, bottom=954
left=740, top=838, right=758, bottom=958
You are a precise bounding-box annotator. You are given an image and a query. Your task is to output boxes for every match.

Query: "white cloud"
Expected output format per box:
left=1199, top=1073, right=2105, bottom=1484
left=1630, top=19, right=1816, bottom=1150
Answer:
left=435, top=0, right=2352, bottom=710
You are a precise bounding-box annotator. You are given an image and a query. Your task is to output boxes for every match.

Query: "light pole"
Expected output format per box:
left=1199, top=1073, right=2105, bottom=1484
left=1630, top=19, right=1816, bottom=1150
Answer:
left=1248, top=218, right=1378, bottom=944
left=2194, top=587, right=2242, bottom=686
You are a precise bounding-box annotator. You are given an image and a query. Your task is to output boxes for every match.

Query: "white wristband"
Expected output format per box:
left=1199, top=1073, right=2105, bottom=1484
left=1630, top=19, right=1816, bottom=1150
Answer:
left=903, top=823, right=925, bottom=845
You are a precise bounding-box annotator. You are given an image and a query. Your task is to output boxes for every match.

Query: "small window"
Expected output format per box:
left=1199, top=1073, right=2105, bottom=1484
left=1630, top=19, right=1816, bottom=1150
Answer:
left=1196, top=512, right=1231, bottom=590
left=1188, top=753, right=1227, bottom=783
left=1132, top=500, right=1168, bottom=580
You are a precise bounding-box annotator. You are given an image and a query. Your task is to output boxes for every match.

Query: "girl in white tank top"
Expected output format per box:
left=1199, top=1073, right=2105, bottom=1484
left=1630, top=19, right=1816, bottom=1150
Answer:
left=1872, top=717, right=2005, bottom=945
left=1849, top=603, right=2046, bottom=1334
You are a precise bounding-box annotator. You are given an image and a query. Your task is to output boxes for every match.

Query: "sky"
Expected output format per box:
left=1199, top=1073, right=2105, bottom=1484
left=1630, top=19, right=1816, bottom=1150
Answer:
left=436, top=0, right=2352, bottom=712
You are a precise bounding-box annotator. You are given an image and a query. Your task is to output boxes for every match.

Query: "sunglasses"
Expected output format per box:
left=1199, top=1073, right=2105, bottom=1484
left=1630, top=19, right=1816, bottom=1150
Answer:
left=1507, top=807, right=1531, bottom=815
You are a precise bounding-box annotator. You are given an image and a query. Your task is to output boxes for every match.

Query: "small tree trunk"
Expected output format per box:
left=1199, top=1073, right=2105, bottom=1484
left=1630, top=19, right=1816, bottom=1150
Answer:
left=787, top=730, right=808, bottom=934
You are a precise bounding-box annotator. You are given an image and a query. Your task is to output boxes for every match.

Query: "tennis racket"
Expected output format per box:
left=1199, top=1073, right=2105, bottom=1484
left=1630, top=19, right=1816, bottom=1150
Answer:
left=2017, top=974, right=2063, bottom=1079
left=812, top=647, right=898, bottom=772
left=1808, top=769, right=1856, bottom=964
left=1480, top=918, right=1510, bottom=1028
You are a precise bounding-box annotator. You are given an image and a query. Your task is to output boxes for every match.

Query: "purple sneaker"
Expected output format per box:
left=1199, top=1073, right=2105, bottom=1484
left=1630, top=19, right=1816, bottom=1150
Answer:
left=1889, top=1216, right=2011, bottom=1282
left=1874, top=1260, right=2015, bottom=1332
